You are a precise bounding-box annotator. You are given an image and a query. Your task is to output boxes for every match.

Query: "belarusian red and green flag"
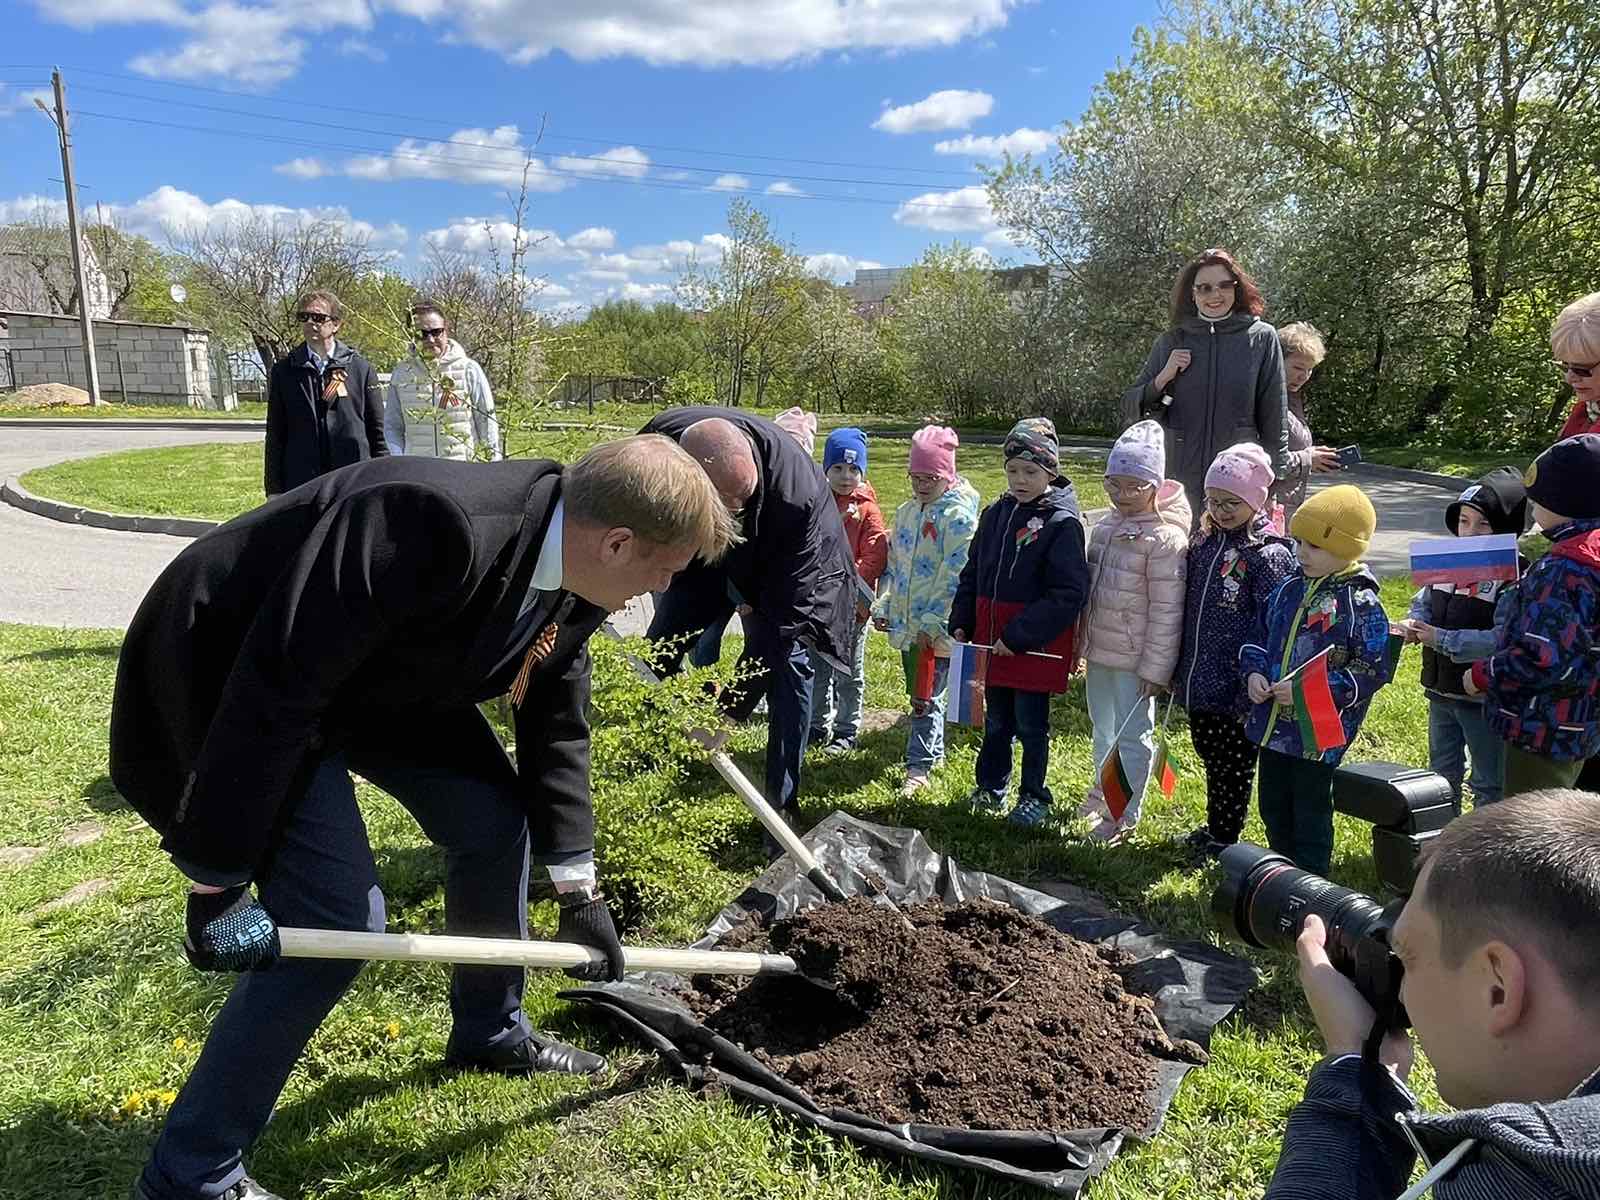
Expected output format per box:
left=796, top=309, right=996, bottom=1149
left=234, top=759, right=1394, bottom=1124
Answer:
left=1290, top=647, right=1346, bottom=754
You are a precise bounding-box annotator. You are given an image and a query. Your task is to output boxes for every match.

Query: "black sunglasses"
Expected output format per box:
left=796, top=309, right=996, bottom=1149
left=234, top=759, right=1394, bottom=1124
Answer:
left=416, top=326, right=448, bottom=339
left=1557, top=360, right=1598, bottom=379
left=297, top=311, right=336, bottom=325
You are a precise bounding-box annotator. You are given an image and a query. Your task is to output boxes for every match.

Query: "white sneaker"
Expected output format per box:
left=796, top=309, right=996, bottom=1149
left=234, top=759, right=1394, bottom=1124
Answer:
left=1077, top=792, right=1109, bottom=822
left=899, top=771, right=930, bottom=798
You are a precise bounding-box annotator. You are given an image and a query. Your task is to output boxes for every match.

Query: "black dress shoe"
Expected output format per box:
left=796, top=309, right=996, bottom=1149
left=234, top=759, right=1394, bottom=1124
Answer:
left=133, top=1174, right=285, bottom=1199
left=444, top=1031, right=606, bottom=1076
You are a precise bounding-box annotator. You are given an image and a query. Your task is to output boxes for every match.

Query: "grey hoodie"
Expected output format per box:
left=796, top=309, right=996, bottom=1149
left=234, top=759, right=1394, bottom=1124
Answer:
left=1120, top=312, right=1290, bottom=514
left=1265, top=1055, right=1600, bottom=1199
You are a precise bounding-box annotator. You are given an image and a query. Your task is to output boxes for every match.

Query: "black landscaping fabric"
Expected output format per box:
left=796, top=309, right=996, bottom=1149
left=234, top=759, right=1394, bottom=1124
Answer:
left=563, top=812, right=1256, bottom=1195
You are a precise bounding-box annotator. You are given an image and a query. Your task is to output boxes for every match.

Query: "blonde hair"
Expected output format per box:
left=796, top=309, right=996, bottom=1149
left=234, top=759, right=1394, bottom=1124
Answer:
left=1278, top=321, right=1327, bottom=365
left=1552, top=293, right=1600, bottom=364
left=565, top=434, right=738, bottom=564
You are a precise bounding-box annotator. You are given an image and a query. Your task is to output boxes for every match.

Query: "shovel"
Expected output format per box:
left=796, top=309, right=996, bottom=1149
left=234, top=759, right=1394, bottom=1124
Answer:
left=278, top=927, right=834, bottom=988
left=601, top=621, right=915, bottom=928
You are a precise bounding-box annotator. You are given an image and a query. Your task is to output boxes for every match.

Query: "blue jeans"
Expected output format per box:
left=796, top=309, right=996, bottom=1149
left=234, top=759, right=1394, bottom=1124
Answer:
left=1427, top=694, right=1504, bottom=810
left=142, top=709, right=533, bottom=1199
left=901, top=649, right=949, bottom=772
left=976, top=686, right=1053, bottom=800
left=812, top=624, right=867, bottom=744
left=1085, top=665, right=1154, bottom=824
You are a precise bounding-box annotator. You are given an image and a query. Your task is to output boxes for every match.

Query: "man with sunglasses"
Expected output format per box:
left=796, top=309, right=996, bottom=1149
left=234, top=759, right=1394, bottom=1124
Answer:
left=264, top=289, right=388, bottom=497
left=384, top=301, right=500, bottom=462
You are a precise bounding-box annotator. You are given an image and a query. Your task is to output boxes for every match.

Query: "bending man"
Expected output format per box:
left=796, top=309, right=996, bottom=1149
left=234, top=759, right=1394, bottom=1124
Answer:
left=112, top=437, right=735, bottom=1200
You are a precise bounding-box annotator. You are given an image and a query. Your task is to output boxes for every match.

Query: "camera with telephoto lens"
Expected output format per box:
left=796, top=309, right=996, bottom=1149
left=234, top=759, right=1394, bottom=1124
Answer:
left=1212, top=842, right=1409, bottom=1029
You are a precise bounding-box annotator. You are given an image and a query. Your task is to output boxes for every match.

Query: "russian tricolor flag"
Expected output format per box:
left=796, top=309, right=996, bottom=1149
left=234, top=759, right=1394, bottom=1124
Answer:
left=1409, top=534, right=1520, bottom=587
left=945, top=641, right=988, bottom=728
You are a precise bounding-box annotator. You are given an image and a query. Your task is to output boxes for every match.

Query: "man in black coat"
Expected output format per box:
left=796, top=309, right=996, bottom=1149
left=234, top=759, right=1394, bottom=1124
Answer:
left=640, top=408, right=856, bottom=832
left=113, top=437, right=735, bottom=1200
left=264, top=289, right=388, bottom=497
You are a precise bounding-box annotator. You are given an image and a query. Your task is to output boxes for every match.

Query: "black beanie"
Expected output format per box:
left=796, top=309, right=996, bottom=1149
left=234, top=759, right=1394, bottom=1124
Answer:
left=1524, top=435, right=1600, bottom=521
left=1446, top=465, right=1528, bottom=535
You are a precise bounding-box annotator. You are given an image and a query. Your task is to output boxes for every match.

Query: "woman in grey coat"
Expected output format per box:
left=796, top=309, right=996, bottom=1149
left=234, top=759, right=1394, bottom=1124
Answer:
left=1121, top=249, right=1289, bottom=515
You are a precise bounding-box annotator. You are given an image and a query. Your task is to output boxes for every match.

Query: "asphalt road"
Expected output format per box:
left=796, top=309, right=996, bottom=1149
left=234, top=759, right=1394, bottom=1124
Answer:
left=0, top=424, right=1456, bottom=632
left=0, top=425, right=264, bottom=630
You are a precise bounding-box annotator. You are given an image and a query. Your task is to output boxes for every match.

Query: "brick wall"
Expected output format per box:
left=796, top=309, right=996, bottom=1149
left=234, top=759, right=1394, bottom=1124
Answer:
left=0, top=310, right=236, bottom=409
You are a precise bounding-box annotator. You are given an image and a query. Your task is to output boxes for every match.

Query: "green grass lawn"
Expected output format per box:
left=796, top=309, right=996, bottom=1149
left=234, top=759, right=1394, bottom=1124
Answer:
left=0, top=577, right=1445, bottom=1199
left=1363, top=443, right=1530, bottom=480
left=19, top=429, right=1110, bottom=524
left=0, top=400, right=268, bottom=420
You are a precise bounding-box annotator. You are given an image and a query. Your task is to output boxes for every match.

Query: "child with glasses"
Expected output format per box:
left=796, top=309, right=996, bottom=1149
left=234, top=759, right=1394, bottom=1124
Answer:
left=1077, top=420, right=1191, bottom=843
left=949, top=418, right=1089, bottom=827
left=1171, top=444, right=1297, bottom=858
left=872, top=426, right=981, bottom=796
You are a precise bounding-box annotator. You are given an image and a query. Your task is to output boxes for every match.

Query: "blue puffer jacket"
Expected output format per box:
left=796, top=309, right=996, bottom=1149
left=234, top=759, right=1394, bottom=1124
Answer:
left=1173, top=514, right=1297, bottom=716
left=1471, top=519, right=1600, bottom=760
left=1241, top=563, right=1395, bottom=763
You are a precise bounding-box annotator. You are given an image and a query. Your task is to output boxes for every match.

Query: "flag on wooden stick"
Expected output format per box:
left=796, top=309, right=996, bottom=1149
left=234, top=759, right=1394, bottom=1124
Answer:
left=1289, top=647, right=1346, bottom=754
left=944, top=641, right=988, bottom=727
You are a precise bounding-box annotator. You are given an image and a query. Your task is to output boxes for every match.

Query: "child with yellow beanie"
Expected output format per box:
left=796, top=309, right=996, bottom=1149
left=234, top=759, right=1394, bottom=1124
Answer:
left=1240, top=484, right=1396, bottom=872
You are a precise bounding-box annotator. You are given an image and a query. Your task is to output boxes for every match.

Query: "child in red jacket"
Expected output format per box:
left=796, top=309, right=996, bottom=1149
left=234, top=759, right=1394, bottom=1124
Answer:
left=810, top=427, right=888, bottom=753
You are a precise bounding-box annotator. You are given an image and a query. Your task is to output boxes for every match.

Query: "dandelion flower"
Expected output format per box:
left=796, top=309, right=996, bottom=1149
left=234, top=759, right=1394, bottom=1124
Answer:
left=385, top=1021, right=401, bottom=1040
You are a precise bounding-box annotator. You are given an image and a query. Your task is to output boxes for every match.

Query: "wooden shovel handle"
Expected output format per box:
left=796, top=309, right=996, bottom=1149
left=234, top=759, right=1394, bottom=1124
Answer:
left=278, top=928, right=798, bottom=977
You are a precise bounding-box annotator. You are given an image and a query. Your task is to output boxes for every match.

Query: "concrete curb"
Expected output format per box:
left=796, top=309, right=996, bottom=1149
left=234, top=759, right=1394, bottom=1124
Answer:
left=0, top=418, right=268, bottom=431
left=2, top=475, right=218, bottom=538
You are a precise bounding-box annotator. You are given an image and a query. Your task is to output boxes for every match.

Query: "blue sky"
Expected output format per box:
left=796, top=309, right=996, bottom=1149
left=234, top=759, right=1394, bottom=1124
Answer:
left=0, top=2, right=1161, bottom=312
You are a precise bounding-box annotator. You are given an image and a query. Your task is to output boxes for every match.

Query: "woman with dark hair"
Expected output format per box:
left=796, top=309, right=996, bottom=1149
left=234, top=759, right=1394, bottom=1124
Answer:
left=1121, top=249, right=1289, bottom=514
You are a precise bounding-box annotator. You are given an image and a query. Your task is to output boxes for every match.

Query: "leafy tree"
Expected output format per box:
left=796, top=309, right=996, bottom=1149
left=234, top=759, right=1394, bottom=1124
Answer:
left=792, top=284, right=897, bottom=413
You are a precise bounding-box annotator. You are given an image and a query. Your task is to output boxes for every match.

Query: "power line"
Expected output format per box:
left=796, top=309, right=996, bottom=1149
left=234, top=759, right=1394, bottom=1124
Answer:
left=68, top=84, right=976, bottom=192
left=68, top=108, right=992, bottom=213
left=61, top=67, right=981, bottom=182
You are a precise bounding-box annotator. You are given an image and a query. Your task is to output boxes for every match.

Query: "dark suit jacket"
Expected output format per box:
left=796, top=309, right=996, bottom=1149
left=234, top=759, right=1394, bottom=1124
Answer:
left=642, top=406, right=856, bottom=667
left=265, top=341, right=388, bottom=496
left=110, top=456, right=605, bottom=882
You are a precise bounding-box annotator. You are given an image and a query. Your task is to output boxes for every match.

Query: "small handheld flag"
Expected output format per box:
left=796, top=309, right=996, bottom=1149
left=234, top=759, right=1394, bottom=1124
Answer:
left=1101, top=746, right=1134, bottom=822
left=1409, top=534, right=1520, bottom=587
left=1288, top=647, right=1346, bottom=754
left=944, top=641, right=988, bottom=727
left=905, top=646, right=936, bottom=703
left=1150, top=733, right=1178, bottom=799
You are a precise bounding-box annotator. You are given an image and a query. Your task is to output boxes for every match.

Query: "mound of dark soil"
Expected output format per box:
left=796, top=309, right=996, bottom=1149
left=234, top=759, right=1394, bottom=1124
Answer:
left=690, top=897, right=1206, bottom=1134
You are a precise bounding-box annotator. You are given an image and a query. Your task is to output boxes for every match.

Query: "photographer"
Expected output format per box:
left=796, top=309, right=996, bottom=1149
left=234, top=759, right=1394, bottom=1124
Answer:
left=1266, top=789, right=1600, bottom=1198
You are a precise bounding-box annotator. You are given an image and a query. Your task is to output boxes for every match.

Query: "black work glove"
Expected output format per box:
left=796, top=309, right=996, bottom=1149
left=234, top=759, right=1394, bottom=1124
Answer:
left=184, top=884, right=280, bottom=973
left=555, top=894, right=625, bottom=982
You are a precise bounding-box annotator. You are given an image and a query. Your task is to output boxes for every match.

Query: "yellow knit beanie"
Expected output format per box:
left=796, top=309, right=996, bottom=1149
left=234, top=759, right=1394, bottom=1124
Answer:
left=1290, top=484, right=1376, bottom=564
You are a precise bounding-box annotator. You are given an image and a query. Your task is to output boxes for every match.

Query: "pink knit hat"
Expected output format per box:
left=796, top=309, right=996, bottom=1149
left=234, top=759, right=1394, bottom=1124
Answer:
left=772, top=406, right=817, bottom=455
left=1205, top=441, right=1276, bottom=513
left=909, top=425, right=959, bottom=482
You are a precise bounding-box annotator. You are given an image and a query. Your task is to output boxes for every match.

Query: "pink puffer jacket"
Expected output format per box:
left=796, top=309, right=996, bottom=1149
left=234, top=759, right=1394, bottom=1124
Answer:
left=1080, top=480, right=1191, bottom=684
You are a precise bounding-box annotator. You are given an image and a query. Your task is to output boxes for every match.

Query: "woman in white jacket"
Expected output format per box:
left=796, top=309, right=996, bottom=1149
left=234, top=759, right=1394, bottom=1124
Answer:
left=384, top=302, right=501, bottom=461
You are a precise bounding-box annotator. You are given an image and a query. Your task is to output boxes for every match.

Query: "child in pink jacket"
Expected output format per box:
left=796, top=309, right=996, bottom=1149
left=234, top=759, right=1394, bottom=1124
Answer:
left=1078, top=420, right=1190, bottom=842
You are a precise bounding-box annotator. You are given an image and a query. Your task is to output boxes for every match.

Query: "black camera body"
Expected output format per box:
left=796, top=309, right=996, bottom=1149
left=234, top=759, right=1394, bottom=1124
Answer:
left=1331, top=761, right=1457, bottom=895
left=1213, top=842, right=1409, bottom=1028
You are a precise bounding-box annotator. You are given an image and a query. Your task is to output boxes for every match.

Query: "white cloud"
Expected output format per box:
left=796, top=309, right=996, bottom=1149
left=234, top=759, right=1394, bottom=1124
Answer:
left=342, top=125, right=569, bottom=191
left=620, top=281, right=675, bottom=303
left=933, top=127, right=1055, bottom=158
left=383, top=0, right=1018, bottom=68
left=275, top=157, right=330, bottom=179
left=892, top=184, right=998, bottom=233
left=872, top=89, right=994, bottom=134
left=551, top=145, right=651, bottom=179
left=125, top=2, right=375, bottom=88
left=709, top=173, right=751, bottom=192
left=0, top=85, right=54, bottom=119
left=1, top=185, right=407, bottom=247
left=766, top=181, right=807, bottom=196
left=421, top=219, right=579, bottom=259
left=566, top=226, right=616, bottom=251
left=803, top=252, right=881, bottom=283
left=538, top=281, right=574, bottom=299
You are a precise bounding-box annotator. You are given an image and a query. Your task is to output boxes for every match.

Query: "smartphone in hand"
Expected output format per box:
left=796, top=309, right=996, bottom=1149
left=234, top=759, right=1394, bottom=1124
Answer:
left=1336, top=444, right=1363, bottom=469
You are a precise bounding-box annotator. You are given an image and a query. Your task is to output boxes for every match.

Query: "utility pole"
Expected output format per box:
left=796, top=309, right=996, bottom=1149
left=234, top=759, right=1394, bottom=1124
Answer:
left=38, top=68, right=102, bottom=406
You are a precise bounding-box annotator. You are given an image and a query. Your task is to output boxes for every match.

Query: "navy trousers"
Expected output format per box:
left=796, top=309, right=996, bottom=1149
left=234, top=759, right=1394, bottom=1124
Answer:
left=141, top=708, right=532, bottom=1199
left=649, top=571, right=814, bottom=811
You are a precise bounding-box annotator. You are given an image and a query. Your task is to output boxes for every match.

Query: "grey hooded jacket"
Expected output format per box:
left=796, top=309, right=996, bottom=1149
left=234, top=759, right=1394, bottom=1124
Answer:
left=1265, top=1054, right=1600, bottom=1199
left=1120, top=312, right=1289, bottom=513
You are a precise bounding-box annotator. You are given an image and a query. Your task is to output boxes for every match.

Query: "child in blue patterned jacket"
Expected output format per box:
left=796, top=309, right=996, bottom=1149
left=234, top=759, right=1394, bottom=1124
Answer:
left=1465, top=435, right=1600, bottom=799
left=1172, top=443, right=1297, bottom=856
left=1241, top=484, right=1395, bottom=873
left=873, top=425, right=980, bottom=796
